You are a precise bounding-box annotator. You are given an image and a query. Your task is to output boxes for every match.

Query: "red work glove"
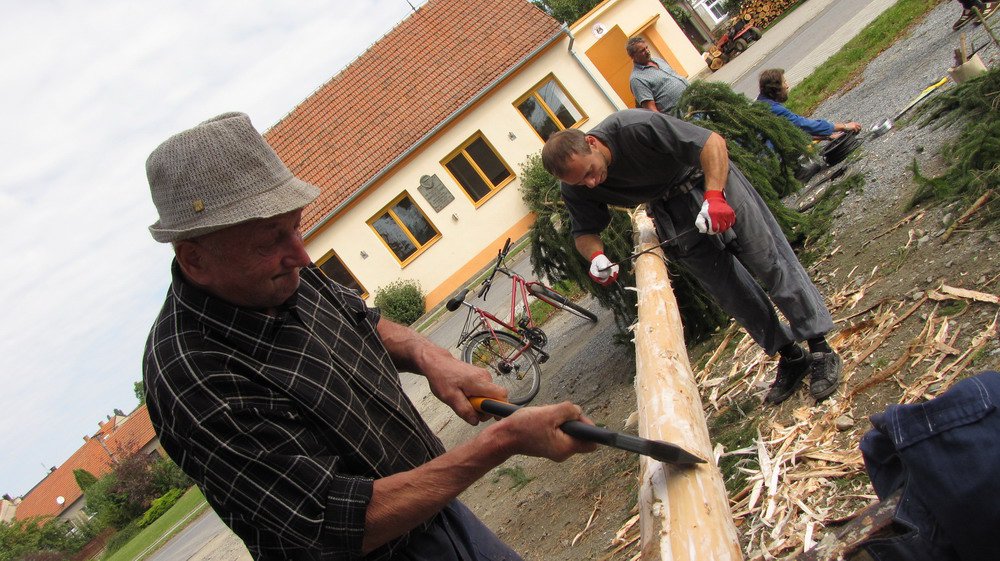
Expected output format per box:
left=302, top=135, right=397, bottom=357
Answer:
left=695, top=190, right=736, bottom=235
left=588, top=252, right=619, bottom=286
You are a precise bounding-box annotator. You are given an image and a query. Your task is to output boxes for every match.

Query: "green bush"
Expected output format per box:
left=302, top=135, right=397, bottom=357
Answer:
left=373, top=279, right=425, bottom=325
left=0, top=516, right=90, bottom=561
left=100, top=521, right=142, bottom=559
left=150, top=457, right=192, bottom=495
left=137, top=488, right=185, bottom=529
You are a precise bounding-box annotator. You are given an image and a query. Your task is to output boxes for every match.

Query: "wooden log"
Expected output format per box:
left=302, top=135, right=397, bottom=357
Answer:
left=631, top=209, right=743, bottom=560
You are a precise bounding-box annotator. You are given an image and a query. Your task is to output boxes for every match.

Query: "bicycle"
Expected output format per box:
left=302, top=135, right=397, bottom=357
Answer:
left=445, top=238, right=598, bottom=404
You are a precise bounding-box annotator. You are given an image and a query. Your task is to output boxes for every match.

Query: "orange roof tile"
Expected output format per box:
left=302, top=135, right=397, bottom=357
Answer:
left=105, top=405, right=156, bottom=458
left=16, top=405, right=158, bottom=521
left=265, top=0, right=561, bottom=233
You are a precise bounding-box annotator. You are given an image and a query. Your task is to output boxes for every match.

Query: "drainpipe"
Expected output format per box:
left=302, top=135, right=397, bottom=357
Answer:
left=561, top=24, right=626, bottom=111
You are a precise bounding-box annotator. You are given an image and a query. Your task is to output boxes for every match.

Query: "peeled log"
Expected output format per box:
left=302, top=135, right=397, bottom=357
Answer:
left=631, top=208, right=743, bottom=560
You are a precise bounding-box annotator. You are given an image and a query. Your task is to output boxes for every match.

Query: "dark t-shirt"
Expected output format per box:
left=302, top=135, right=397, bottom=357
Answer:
left=560, top=109, right=712, bottom=235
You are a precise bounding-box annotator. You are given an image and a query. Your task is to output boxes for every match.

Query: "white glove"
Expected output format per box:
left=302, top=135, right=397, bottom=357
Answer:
left=589, top=252, right=619, bottom=286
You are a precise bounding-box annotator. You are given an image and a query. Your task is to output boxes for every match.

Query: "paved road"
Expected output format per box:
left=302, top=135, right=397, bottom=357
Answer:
left=708, top=0, right=897, bottom=96
left=145, top=508, right=235, bottom=561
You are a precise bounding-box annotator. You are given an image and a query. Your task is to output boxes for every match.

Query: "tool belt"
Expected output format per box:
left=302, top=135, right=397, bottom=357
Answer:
left=665, top=168, right=704, bottom=200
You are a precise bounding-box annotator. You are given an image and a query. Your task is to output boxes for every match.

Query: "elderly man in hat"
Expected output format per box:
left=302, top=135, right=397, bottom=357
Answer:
left=143, top=112, right=594, bottom=560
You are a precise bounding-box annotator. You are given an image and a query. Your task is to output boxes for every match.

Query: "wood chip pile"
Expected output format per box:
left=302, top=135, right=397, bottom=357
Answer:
left=605, top=256, right=999, bottom=559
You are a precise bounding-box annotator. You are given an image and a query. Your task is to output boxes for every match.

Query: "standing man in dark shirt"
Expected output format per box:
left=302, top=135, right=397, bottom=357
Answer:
left=627, top=37, right=689, bottom=115
left=541, top=109, right=842, bottom=405
left=143, top=112, right=595, bottom=560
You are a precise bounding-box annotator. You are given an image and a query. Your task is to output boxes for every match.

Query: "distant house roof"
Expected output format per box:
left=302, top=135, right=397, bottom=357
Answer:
left=16, top=405, right=157, bottom=521
left=265, top=0, right=562, bottom=233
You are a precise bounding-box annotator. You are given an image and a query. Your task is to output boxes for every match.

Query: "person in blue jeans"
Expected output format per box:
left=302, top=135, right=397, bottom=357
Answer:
left=859, top=370, right=1000, bottom=560
left=756, top=68, right=861, bottom=139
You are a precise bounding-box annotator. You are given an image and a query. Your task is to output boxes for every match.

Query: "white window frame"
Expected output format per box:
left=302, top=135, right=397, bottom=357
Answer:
left=699, top=0, right=729, bottom=24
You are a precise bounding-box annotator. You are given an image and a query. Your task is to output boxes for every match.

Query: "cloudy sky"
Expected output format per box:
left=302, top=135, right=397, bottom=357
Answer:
left=1, top=0, right=423, bottom=498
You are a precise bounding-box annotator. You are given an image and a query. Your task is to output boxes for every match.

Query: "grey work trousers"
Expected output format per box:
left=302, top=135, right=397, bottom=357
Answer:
left=649, top=164, right=834, bottom=355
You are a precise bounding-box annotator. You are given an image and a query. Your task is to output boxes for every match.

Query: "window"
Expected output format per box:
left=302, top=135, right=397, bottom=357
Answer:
left=700, top=0, right=728, bottom=23
left=316, top=250, right=368, bottom=298
left=442, top=133, right=514, bottom=205
left=515, top=76, right=586, bottom=141
left=368, top=193, right=440, bottom=265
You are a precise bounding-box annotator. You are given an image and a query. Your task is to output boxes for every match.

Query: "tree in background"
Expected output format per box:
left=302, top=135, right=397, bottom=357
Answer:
left=0, top=517, right=91, bottom=561
left=72, top=469, right=98, bottom=493
left=530, top=0, right=600, bottom=23
left=84, top=453, right=158, bottom=529
left=150, top=456, right=193, bottom=495
left=133, top=380, right=145, bottom=405
left=520, top=81, right=813, bottom=342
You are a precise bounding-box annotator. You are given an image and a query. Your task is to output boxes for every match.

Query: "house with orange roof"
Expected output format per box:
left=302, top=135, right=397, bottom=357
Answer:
left=265, top=0, right=706, bottom=311
left=14, top=404, right=162, bottom=524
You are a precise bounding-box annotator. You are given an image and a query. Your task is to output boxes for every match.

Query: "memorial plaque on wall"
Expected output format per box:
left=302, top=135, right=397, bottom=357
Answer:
left=417, top=174, right=454, bottom=212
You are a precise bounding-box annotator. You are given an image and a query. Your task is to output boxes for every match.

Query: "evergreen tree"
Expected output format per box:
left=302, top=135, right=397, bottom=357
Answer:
left=73, top=468, right=98, bottom=492
left=530, top=0, right=601, bottom=23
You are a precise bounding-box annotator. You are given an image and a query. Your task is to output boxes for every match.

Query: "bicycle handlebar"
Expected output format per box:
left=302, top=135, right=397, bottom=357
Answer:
left=477, top=238, right=514, bottom=299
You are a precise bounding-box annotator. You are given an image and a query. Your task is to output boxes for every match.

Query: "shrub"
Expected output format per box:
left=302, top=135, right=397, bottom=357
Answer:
left=373, top=279, right=425, bottom=325
left=84, top=453, right=159, bottom=529
left=100, top=521, right=142, bottom=559
left=150, top=457, right=192, bottom=495
left=137, top=488, right=185, bottom=528
left=73, top=469, right=98, bottom=493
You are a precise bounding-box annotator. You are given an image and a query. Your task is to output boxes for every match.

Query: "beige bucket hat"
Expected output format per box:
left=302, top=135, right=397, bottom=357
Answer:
left=147, top=112, right=320, bottom=243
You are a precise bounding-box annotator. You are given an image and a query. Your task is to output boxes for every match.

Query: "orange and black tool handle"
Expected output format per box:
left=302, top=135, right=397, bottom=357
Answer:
left=469, top=397, right=705, bottom=465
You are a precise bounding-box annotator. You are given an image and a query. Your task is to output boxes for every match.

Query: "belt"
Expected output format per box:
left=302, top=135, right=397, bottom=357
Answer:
left=666, top=169, right=704, bottom=199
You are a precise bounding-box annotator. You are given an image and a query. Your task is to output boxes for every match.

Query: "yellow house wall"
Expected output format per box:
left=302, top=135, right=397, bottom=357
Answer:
left=572, top=0, right=707, bottom=108
left=304, top=0, right=692, bottom=312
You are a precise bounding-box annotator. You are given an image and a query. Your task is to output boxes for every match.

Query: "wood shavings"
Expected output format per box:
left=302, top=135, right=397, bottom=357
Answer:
left=572, top=494, right=601, bottom=546
left=933, top=284, right=1000, bottom=304
left=690, top=270, right=999, bottom=559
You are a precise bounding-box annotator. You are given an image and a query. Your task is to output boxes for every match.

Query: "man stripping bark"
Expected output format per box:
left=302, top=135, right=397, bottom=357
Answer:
left=541, top=109, right=843, bottom=404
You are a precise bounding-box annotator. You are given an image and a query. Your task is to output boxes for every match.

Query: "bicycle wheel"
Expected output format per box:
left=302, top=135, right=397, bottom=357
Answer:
left=528, top=284, right=598, bottom=323
left=462, top=331, right=541, bottom=405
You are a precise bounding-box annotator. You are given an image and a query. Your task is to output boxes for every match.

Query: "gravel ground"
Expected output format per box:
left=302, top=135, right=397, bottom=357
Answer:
left=807, top=1, right=999, bottom=227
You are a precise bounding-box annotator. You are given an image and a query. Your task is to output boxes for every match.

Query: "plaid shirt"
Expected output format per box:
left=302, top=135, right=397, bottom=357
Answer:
left=143, top=262, right=446, bottom=560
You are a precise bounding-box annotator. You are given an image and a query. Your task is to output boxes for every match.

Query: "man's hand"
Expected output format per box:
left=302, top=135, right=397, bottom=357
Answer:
left=426, top=359, right=507, bottom=425
left=695, top=190, right=736, bottom=234
left=589, top=252, right=619, bottom=286
left=494, top=402, right=598, bottom=461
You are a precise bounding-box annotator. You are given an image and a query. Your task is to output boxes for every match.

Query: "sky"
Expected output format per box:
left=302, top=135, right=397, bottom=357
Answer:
left=0, top=0, right=425, bottom=499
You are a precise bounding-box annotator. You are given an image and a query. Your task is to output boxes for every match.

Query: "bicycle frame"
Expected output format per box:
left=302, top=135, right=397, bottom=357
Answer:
left=454, top=268, right=543, bottom=348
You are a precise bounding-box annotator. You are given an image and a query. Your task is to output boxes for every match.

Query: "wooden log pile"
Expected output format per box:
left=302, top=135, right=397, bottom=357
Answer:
left=738, top=0, right=799, bottom=29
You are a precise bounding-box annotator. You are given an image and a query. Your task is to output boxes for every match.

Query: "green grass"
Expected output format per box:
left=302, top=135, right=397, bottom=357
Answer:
left=102, top=487, right=210, bottom=561
left=786, top=0, right=943, bottom=115
left=493, top=466, right=535, bottom=491
left=526, top=279, right=586, bottom=326
left=938, top=300, right=968, bottom=316
left=708, top=398, right=762, bottom=495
